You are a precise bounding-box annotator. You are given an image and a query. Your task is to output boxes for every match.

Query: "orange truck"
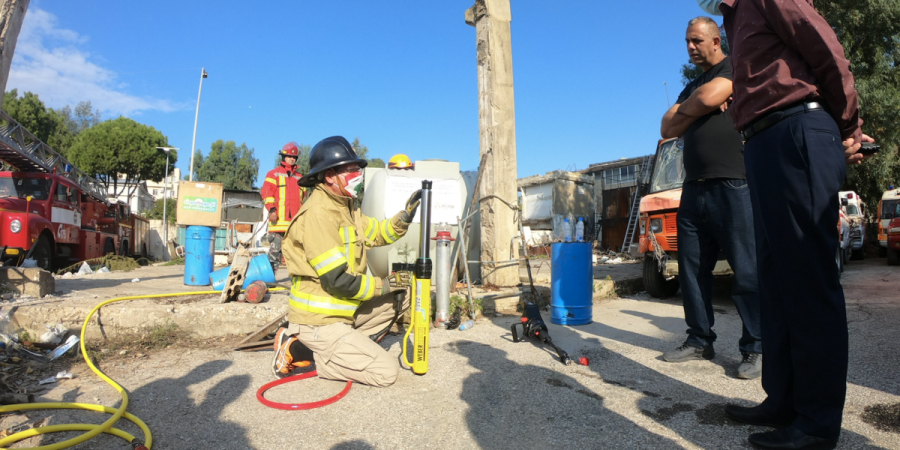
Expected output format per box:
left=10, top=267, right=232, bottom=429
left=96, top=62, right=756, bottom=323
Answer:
left=637, top=138, right=733, bottom=298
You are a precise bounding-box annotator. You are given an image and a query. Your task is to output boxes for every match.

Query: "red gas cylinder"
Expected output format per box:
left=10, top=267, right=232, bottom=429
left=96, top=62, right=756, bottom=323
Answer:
left=244, top=280, right=269, bottom=304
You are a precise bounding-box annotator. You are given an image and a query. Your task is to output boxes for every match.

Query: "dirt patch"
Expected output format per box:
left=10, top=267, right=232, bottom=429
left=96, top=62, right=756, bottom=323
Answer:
left=84, top=322, right=241, bottom=367
left=640, top=402, right=695, bottom=421
left=861, top=403, right=900, bottom=433
left=153, top=294, right=217, bottom=305
left=695, top=403, right=740, bottom=426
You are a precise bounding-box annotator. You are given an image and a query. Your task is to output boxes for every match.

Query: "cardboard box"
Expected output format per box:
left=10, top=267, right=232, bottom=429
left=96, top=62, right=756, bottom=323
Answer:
left=176, top=181, right=224, bottom=227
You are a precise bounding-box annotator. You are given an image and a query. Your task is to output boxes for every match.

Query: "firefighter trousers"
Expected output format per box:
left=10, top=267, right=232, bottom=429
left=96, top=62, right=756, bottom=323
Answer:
left=288, top=289, right=410, bottom=387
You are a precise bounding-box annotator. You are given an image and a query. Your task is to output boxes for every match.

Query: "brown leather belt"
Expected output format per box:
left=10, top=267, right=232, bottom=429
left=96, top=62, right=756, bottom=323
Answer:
left=741, top=101, right=825, bottom=143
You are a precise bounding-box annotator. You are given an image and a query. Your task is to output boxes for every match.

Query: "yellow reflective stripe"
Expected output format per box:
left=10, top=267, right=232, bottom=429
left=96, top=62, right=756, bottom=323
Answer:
left=278, top=181, right=286, bottom=222
left=380, top=219, right=400, bottom=244
left=339, top=226, right=357, bottom=271
left=364, top=218, right=378, bottom=241
left=350, top=274, right=376, bottom=301
left=265, top=177, right=277, bottom=185
left=309, top=247, right=347, bottom=276
left=290, top=277, right=361, bottom=317
left=263, top=197, right=276, bottom=203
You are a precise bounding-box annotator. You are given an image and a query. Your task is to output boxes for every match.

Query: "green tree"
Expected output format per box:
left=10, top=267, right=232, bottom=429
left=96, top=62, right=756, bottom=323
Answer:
left=816, top=0, right=900, bottom=215
left=184, top=149, right=204, bottom=180
left=57, top=101, right=102, bottom=135
left=145, top=197, right=176, bottom=224
left=196, top=140, right=260, bottom=190
left=3, top=90, right=73, bottom=155
left=272, top=143, right=312, bottom=175
left=67, top=117, right=174, bottom=201
left=351, top=137, right=387, bottom=168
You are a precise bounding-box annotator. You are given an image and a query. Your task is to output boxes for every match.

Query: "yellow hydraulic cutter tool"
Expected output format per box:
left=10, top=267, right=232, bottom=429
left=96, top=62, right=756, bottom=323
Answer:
left=403, top=180, right=433, bottom=375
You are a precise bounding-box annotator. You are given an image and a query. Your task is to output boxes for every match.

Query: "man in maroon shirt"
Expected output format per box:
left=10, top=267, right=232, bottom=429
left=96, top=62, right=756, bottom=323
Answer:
left=697, top=0, right=875, bottom=448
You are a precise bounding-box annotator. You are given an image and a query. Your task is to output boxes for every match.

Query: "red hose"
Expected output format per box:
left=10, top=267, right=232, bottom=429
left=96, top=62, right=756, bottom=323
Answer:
left=256, top=370, right=352, bottom=410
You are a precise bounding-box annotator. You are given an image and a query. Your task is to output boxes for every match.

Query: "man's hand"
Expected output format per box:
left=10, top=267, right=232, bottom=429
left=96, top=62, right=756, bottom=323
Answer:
left=719, top=96, right=733, bottom=112
left=399, top=190, right=422, bottom=223
left=843, top=133, right=875, bottom=165
left=268, top=210, right=278, bottom=224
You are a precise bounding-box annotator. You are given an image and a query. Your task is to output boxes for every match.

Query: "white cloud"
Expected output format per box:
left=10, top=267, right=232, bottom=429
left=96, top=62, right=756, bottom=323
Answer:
left=7, top=8, right=181, bottom=116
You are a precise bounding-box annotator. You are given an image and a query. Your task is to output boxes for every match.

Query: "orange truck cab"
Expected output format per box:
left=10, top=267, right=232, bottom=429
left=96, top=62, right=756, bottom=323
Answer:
left=637, top=138, right=733, bottom=298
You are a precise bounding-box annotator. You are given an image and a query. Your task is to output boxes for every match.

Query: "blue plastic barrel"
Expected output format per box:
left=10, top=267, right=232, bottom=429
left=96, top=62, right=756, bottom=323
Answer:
left=550, top=242, right=593, bottom=325
left=183, top=226, right=215, bottom=285
left=209, top=254, right=276, bottom=291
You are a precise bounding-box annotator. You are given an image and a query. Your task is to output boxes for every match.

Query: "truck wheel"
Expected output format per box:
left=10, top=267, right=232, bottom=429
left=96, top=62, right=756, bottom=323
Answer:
left=888, top=247, right=900, bottom=266
left=643, top=256, right=679, bottom=298
left=879, top=246, right=888, bottom=258
left=851, top=248, right=865, bottom=260
left=836, top=247, right=844, bottom=273
left=31, top=235, right=53, bottom=271
left=141, top=243, right=147, bottom=258
left=119, top=240, right=128, bottom=256
left=842, top=246, right=850, bottom=265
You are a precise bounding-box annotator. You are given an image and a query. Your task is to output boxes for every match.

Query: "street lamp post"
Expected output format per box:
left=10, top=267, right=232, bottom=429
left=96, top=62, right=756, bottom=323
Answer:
left=156, top=147, right=179, bottom=261
left=189, top=68, right=208, bottom=181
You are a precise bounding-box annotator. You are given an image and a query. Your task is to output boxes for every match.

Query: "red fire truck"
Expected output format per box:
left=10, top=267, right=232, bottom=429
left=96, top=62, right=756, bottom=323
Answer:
left=0, top=110, right=122, bottom=270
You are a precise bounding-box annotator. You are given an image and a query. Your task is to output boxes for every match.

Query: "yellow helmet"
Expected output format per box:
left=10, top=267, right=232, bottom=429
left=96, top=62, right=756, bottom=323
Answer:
left=388, top=154, right=414, bottom=169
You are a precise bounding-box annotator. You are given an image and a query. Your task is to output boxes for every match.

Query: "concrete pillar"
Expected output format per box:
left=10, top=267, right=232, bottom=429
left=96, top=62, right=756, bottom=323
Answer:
left=465, top=0, right=520, bottom=287
left=0, top=0, right=29, bottom=97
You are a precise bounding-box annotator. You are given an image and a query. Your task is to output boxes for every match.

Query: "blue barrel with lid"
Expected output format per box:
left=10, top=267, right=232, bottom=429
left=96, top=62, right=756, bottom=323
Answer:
left=183, top=226, right=215, bottom=285
left=550, top=242, right=593, bottom=325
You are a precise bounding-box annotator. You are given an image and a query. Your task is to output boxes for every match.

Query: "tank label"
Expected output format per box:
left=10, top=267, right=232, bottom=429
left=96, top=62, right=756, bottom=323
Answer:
left=182, top=196, right=218, bottom=212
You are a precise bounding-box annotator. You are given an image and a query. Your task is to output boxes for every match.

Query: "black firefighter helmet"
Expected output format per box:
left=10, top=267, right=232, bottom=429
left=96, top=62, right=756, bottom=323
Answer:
left=299, top=136, right=368, bottom=187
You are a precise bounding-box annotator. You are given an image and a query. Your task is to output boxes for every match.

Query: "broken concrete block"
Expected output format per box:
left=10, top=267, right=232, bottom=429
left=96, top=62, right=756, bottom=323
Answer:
left=0, top=268, right=55, bottom=298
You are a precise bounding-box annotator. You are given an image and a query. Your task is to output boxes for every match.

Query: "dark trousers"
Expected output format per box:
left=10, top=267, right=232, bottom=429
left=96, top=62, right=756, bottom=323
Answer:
left=745, top=110, right=848, bottom=439
left=677, top=179, right=762, bottom=353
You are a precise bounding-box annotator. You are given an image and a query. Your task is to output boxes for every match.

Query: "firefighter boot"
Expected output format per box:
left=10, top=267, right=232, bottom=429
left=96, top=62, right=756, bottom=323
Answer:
left=272, top=327, right=313, bottom=378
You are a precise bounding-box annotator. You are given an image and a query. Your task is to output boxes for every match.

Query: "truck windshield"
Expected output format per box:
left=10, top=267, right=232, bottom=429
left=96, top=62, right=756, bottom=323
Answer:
left=884, top=200, right=899, bottom=220
left=846, top=205, right=860, bottom=216
left=649, top=140, right=685, bottom=194
left=0, top=177, right=52, bottom=200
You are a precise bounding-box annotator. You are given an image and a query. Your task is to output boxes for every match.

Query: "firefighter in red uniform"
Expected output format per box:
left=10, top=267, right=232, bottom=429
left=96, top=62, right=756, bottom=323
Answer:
left=261, top=142, right=304, bottom=273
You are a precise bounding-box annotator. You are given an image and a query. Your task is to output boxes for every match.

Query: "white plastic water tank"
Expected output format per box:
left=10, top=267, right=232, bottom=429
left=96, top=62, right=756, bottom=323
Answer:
left=361, top=160, right=480, bottom=282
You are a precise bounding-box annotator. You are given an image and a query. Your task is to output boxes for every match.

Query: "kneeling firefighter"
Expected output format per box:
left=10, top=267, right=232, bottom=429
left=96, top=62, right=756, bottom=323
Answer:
left=274, top=135, right=421, bottom=387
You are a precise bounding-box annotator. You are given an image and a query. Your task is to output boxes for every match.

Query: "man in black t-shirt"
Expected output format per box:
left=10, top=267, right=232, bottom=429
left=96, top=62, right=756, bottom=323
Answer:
left=659, top=16, right=761, bottom=379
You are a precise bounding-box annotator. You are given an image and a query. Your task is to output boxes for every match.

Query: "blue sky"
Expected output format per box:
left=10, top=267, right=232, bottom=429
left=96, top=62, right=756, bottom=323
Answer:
left=10, top=1, right=713, bottom=186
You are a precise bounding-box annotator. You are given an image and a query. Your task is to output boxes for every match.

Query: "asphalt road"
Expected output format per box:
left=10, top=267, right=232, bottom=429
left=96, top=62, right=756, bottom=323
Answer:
left=3, top=258, right=898, bottom=449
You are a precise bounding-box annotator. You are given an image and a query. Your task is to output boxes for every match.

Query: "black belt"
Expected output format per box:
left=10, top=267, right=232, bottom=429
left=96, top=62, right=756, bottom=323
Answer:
left=740, top=101, right=825, bottom=142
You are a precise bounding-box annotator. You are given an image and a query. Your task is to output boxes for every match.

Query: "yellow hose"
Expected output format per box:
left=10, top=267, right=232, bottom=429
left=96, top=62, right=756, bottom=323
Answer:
left=0, top=287, right=285, bottom=449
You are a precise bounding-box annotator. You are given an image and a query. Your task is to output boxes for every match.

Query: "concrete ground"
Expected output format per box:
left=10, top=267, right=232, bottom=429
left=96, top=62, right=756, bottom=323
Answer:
left=1, top=258, right=898, bottom=449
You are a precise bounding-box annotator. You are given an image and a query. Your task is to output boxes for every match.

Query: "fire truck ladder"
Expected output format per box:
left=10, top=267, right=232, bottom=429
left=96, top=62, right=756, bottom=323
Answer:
left=0, top=110, right=107, bottom=200
left=621, top=154, right=653, bottom=254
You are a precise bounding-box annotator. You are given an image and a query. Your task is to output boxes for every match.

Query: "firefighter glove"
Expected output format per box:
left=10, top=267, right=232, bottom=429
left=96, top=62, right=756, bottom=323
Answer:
left=399, top=190, right=422, bottom=223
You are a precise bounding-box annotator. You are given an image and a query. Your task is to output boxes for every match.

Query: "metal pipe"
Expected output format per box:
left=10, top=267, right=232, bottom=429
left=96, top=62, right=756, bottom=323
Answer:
left=433, top=225, right=452, bottom=327
left=456, top=215, right=477, bottom=321
left=467, top=259, right=525, bottom=264
left=189, top=68, right=208, bottom=182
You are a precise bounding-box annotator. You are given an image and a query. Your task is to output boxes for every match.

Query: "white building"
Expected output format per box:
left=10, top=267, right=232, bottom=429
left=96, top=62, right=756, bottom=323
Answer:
left=107, top=179, right=155, bottom=214
left=145, top=167, right=182, bottom=201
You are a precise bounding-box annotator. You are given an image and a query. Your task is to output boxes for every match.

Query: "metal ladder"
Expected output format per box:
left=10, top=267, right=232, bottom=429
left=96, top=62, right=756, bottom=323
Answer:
left=621, top=155, right=653, bottom=253
left=0, top=110, right=108, bottom=200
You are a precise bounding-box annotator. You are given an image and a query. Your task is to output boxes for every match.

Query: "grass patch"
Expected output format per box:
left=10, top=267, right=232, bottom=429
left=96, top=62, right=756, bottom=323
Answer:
left=163, top=257, right=185, bottom=266
left=86, top=321, right=187, bottom=364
